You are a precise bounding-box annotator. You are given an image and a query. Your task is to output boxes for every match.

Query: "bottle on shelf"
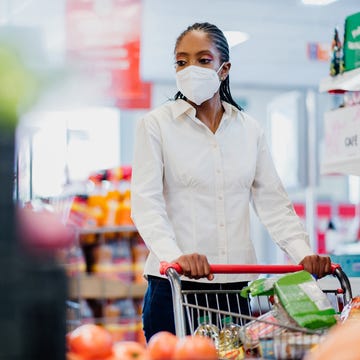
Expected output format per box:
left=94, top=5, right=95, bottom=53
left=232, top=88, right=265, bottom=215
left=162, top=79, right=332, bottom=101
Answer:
left=330, top=26, right=343, bottom=77
left=193, top=315, right=220, bottom=350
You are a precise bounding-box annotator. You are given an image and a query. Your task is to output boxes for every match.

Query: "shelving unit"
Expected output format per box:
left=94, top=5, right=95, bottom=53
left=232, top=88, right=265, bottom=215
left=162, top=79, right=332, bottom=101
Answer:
left=319, top=67, right=360, bottom=93
left=68, top=274, right=147, bottom=299
left=78, top=225, right=138, bottom=235
left=68, top=225, right=147, bottom=299
left=64, top=222, right=148, bottom=342
left=319, top=69, right=360, bottom=176
left=318, top=67, right=360, bottom=291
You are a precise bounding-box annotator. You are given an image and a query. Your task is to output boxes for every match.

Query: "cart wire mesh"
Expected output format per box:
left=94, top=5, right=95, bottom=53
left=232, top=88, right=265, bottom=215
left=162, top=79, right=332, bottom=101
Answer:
left=161, top=263, right=353, bottom=359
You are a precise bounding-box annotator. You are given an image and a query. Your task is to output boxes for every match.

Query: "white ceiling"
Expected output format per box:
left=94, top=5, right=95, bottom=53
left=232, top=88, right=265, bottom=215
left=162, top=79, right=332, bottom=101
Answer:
left=141, top=0, right=360, bottom=89
left=0, top=0, right=359, bottom=90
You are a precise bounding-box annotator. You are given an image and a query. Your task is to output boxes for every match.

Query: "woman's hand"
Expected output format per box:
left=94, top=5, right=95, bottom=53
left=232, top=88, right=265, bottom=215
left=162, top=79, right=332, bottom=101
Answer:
left=299, top=254, right=332, bottom=279
left=172, top=253, right=214, bottom=280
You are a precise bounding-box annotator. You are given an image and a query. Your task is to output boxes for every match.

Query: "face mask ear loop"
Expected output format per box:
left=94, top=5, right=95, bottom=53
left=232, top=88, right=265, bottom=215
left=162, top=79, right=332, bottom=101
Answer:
left=217, top=62, right=226, bottom=81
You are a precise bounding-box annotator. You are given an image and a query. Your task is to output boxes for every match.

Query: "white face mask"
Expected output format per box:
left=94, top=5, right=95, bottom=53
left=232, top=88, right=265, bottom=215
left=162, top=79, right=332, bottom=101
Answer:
left=176, top=64, right=224, bottom=105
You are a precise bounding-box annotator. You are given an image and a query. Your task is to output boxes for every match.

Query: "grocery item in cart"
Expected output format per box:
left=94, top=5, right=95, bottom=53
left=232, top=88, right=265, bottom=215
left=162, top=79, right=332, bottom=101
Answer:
left=274, top=271, right=337, bottom=330
left=193, top=315, right=220, bottom=350
left=274, top=331, right=323, bottom=360
left=240, top=276, right=279, bottom=298
left=218, top=316, right=244, bottom=360
left=340, top=295, right=360, bottom=322
left=240, top=310, right=282, bottom=353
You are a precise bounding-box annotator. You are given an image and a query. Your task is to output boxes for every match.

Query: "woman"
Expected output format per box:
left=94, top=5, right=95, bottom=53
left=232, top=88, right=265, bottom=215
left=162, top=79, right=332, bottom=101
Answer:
left=131, top=22, right=331, bottom=341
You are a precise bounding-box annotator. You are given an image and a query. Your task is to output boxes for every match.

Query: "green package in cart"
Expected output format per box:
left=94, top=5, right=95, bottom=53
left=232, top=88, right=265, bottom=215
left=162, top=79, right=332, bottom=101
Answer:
left=274, top=271, right=337, bottom=330
left=240, top=276, right=279, bottom=298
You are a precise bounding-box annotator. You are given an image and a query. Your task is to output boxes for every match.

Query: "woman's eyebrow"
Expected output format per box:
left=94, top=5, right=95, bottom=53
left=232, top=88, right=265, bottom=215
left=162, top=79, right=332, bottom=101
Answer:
left=175, top=50, right=214, bottom=57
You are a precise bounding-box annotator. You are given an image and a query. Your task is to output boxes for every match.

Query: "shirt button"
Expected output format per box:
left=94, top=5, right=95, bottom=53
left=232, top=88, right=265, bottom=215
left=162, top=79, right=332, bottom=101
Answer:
left=218, top=195, right=223, bottom=200
left=219, top=223, right=224, bottom=227
left=216, top=169, right=221, bottom=174
left=213, top=144, right=217, bottom=148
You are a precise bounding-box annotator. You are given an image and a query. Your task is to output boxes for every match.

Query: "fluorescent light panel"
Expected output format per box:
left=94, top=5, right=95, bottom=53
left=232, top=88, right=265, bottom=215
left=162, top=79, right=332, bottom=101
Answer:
left=302, top=0, right=339, bottom=5
left=224, top=31, right=249, bottom=48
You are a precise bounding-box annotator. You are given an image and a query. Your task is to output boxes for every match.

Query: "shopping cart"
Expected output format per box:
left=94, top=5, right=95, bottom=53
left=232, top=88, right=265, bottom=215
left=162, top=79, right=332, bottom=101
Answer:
left=159, top=262, right=353, bottom=359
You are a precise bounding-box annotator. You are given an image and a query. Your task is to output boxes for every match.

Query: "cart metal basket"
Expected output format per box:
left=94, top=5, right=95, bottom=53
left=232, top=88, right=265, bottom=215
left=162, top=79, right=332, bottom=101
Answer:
left=159, top=263, right=352, bottom=359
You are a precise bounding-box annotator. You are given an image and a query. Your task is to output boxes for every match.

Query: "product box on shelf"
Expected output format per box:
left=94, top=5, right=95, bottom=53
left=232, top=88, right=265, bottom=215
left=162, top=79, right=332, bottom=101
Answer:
left=343, top=12, right=360, bottom=72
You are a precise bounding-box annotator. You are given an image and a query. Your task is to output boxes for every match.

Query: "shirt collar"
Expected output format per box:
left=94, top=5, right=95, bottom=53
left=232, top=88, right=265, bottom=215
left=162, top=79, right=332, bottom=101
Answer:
left=171, top=99, right=238, bottom=120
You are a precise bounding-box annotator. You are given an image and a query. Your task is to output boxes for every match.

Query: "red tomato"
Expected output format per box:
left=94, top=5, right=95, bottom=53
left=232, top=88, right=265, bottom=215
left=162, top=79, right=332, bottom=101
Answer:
left=67, top=324, right=113, bottom=359
left=66, top=352, right=86, bottom=360
left=112, top=341, right=148, bottom=360
left=173, top=335, right=218, bottom=360
left=147, top=331, right=178, bottom=360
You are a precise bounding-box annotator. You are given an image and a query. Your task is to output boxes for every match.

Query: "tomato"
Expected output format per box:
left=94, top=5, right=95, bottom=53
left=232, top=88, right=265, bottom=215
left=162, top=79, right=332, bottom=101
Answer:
left=66, top=352, right=86, bottom=360
left=147, top=331, right=178, bottom=360
left=112, top=341, right=148, bottom=360
left=67, top=324, right=114, bottom=359
left=173, top=335, right=218, bottom=360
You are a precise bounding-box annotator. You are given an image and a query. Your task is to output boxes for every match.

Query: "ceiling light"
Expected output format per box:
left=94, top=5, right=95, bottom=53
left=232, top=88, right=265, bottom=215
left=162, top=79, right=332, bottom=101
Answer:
left=224, top=31, right=249, bottom=48
left=302, top=0, right=339, bottom=5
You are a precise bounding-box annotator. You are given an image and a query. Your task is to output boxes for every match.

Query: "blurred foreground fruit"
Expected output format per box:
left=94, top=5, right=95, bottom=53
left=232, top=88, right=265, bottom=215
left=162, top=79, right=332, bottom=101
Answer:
left=304, top=320, right=360, bottom=360
left=67, top=324, right=113, bottom=359
left=66, top=352, right=86, bottom=360
left=173, top=335, right=218, bottom=360
left=112, top=341, right=148, bottom=360
left=147, top=331, right=178, bottom=360
left=18, top=207, right=76, bottom=253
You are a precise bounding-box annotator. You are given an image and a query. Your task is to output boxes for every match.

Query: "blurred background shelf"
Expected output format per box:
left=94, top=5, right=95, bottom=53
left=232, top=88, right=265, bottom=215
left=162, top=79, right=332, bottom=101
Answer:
left=78, top=225, right=138, bottom=235
left=319, top=67, right=360, bottom=93
left=68, top=274, right=147, bottom=299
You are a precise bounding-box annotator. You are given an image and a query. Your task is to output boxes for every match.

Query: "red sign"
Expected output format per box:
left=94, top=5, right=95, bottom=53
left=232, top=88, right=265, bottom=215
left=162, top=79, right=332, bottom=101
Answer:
left=66, top=0, right=151, bottom=109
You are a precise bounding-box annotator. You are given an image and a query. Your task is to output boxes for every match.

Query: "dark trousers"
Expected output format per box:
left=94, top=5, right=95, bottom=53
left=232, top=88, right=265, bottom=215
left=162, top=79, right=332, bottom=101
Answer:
left=142, top=275, right=250, bottom=342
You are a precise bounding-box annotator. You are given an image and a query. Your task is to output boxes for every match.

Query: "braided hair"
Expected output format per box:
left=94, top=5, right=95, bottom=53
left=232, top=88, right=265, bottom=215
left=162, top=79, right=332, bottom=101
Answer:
left=174, top=22, right=243, bottom=111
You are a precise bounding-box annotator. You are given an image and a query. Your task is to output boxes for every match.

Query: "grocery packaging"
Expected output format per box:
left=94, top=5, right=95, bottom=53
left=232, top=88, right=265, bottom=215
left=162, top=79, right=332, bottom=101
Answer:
left=343, top=11, right=360, bottom=72
left=240, top=276, right=279, bottom=298
left=340, top=295, right=360, bottom=322
left=194, top=315, right=220, bottom=350
left=274, top=331, right=323, bottom=360
left=218, top=316, right=244, bottom=360
left=274, top=271, right=337, bottom=330
left=239, top=310, right=282, bottom=355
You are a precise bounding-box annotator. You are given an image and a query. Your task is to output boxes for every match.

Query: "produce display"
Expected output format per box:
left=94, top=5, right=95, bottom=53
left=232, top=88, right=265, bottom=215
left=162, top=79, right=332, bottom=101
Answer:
left=66, top=325, right=217, bottom=360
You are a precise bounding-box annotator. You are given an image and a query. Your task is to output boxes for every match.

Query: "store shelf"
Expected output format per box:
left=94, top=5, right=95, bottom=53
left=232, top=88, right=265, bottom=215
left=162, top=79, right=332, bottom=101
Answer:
left=319, top=67, right=360, bottom=93
left=78, top=225, right=138, bottom=235
left=68, top=274, right=147, bottom=299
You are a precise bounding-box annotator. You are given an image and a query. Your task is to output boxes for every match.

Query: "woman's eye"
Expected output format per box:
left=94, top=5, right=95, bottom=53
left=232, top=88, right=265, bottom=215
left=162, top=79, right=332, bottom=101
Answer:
left=199, top=58, right=212, bottom=64
left=175, top=60, right=186, bottom=67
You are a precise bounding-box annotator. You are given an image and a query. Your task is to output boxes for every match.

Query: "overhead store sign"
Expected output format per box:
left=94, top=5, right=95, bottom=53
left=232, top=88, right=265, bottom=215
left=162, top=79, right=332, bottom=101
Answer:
left=66, top=0, right=151, bottom=109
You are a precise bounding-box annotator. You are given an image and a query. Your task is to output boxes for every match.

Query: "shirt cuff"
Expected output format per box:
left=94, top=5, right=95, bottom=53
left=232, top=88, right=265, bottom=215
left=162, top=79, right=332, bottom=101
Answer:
left=284, top=238, right=315, bottom=264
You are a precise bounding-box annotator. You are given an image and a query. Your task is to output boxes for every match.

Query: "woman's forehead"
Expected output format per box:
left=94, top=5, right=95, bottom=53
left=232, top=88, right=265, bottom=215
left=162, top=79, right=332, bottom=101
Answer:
left=176, top=30, right=218, bottom=55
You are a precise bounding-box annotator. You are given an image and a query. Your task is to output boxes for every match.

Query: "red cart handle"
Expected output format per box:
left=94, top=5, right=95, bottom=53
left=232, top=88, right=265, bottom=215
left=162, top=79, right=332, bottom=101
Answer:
left=159, top=261, right=341, bottom=276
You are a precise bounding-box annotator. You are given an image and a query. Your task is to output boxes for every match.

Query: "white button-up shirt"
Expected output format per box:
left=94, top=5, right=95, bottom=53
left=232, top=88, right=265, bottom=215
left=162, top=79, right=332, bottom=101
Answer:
left=131, top=99, right=314, bottom=282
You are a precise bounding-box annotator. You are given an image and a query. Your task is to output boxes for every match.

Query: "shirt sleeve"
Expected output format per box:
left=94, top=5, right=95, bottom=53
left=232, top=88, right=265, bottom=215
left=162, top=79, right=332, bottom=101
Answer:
left=130, top=116, right=183, bottom=263
left=250, top=129, right=315, bottom=264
